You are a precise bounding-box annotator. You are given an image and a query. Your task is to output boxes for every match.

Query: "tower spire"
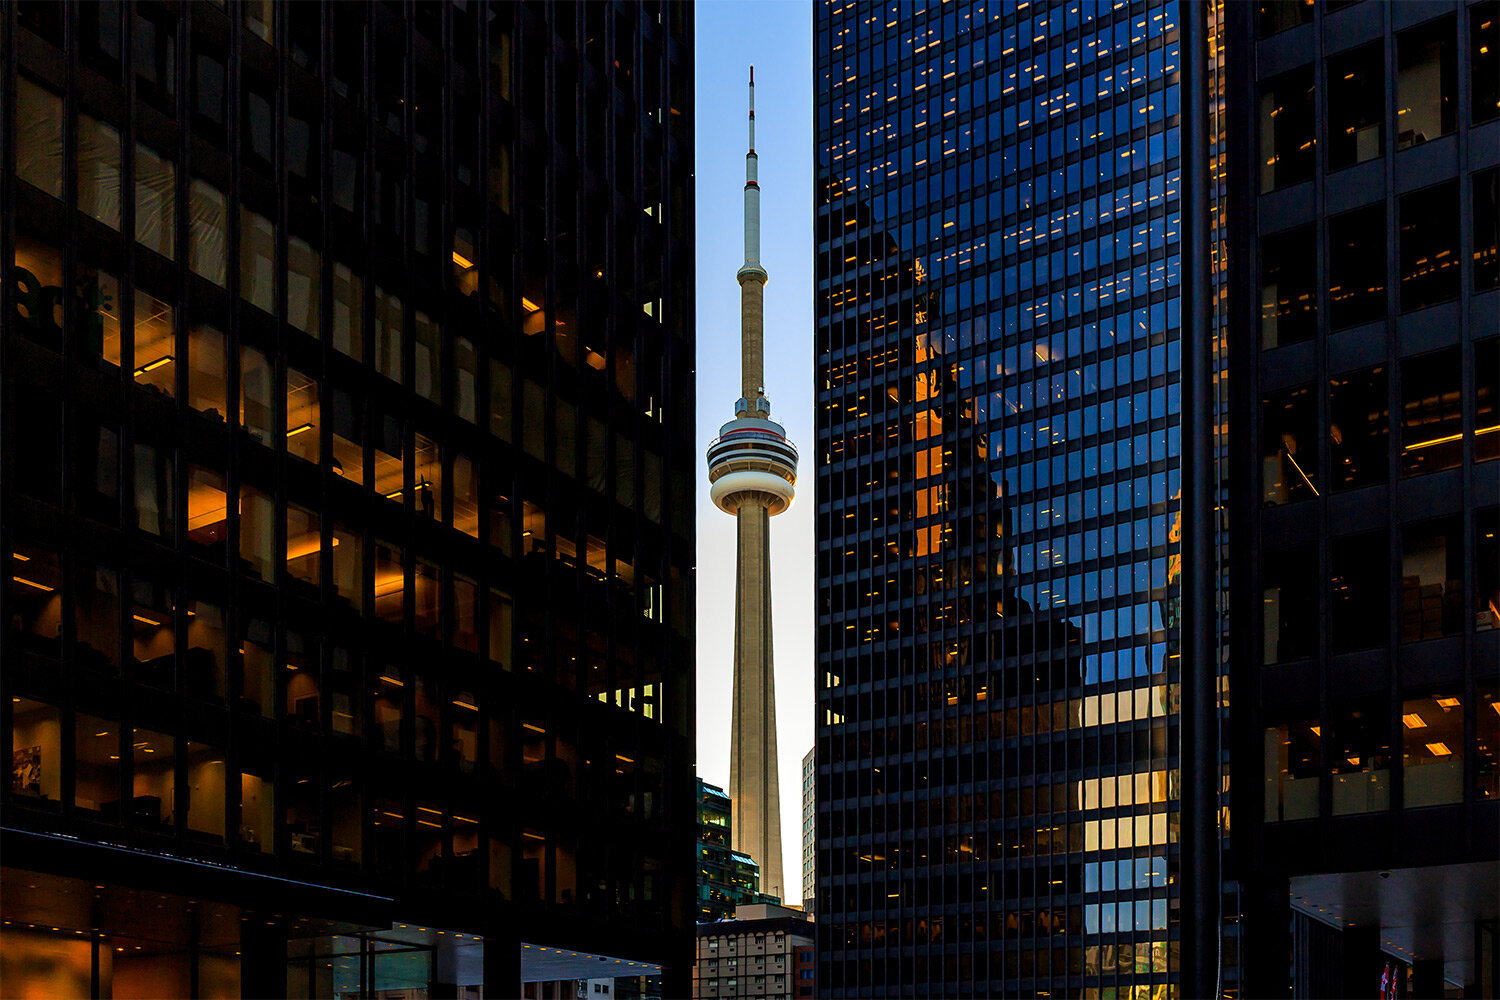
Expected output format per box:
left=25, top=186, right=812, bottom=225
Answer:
left=737, top=66, right=769, bottom=412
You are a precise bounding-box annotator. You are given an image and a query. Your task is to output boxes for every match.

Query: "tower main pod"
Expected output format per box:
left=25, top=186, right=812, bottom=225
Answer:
left=706, top=68, right=797, bottom=899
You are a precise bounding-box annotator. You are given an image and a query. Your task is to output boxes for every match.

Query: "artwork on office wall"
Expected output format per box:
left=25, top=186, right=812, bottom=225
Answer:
left=13, top=746, right=42, bottom=796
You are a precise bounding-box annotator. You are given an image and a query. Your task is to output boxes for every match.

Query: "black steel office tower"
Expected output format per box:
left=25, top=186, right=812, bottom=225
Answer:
left=1227, top=2, right=1499, bottom=997
left=814, top=2, right=1215, bottom=996
left=1, top=1, right=696, bottom=995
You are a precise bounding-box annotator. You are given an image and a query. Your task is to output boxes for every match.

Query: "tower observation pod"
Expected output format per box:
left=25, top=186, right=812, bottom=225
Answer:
left=706, top=66, right=796, bottom=900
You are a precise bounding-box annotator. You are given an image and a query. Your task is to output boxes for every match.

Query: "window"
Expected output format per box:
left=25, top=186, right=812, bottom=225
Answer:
left=1475, top=3, right=1499, bottom=124
left=1402, top=693, right=1464, bottom=807
left=1328, top=204, right=1386, bottom=329
left=1399, top=347, right=1461, bottom=476
left=414, top=311, right=440, bottom=403
left=10, top=546, right=62, bottom=651
left=133, top=289, right=176, bottom=397
left=240, top=770, right=273, bottom=851
left=131, top=727, right=176, bottom=827
left=1256, top=0, right=1312, bottom=37
left=1258, top=66, right=1314, bottom=193
left=189, top=180, right=227, bottom=285
left=77, top=115, right=122, bottom=229
left=1263, top=545, right=1316, bottom=664
left=488, top=589, right=514, bottom=668
left=12, top=236, right=64, bottom=346
left=240, top=208, right=275, bottom=314
left=287, top=237, right=321, bottom=336
left=1478, top=339, right=1499, bottom=463
left=135, top=144, right=176, bottom=258
left=1326, top=43, right=1383, bottom=170
left=413, top=433, right=443, bottom=520
left=1261, top=385, right=1318, bottom=504
left=455, top=337, right=478, bottom=423
left=188, top=325, right=228, bottom=421
left=134, top=11, right=177, bottom=110
left=285, top=368, right=320, bottom=463
left=331, top=522, right=364, bottom=612
left=1328, top=365, right=1387, bottom=491
left=1479, top=509, right=1499, bottom=632
left=332, top=263, right=363, bottom=359
left=375, top=287, right=403, bottom=383
left=185, top=741, right=226, bottom=839
left=1396, top=15, right=1456, bottom=148
left=75, top=563, right=121, bottom=671
left=1479, top=685, right=1499, bottom=799
left=1330, top=702, right=1390, bottom=815
left=1330, top=531, right=1387, bottom=653
left=74, top=714, right=119, bottom=814
left=375, top=541, right=404, bottom=624
left=1259, top=225, right=1316, bottom=348
left=1398, top=181, right=1459, bottom=311
left=233, top=619, right=273, bottom=720
left=1475, top=169, right=1499, bottom=292
left=187, top=466, right=228, bottom=559
left=331, top=389, right=364, bottom=483
left=16, top=77, right=63, bottom=197
left=453, top=454, right=480, bottom=537
left=133, top=441, right=174, bottom=537
left=239, top=485, right=275, bottom=583
left=240, top=346, right=274, bottom=446
left=10, top=698, right=62, bottom=805
left=1401, top=515, right=1462, bottom=642
left=286, top=504, right=321, bottom=587
left=185, top=599, right=226, bottom=700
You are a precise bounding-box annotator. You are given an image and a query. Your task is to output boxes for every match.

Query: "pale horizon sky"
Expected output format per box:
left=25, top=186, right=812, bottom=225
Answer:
left=694, top=0, right=816, bottom=905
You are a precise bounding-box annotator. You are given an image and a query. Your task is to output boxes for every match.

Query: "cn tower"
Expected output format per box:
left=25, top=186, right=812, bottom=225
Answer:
left=706, top=67, right=797, bottom=900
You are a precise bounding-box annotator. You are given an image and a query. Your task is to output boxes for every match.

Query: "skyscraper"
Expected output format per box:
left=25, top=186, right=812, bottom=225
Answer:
left=1226, top=3, right=1499, bottom=996
left=708, top=70, right=799, bottom=901
left=802, top=745, right=817, bottom=910
left=813, top=2, right=1207, bottom=995
left=2, top=2, right=697, bottom=994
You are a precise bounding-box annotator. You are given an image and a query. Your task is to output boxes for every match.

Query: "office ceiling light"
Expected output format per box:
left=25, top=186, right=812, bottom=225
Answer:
left=1401, top=713, right=1426, bottom=729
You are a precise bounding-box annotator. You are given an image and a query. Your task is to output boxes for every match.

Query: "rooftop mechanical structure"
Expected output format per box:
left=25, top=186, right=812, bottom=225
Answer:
left=707, top=67, right=796, bottom=900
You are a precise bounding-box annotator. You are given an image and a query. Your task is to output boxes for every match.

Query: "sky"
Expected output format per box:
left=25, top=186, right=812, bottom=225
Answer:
left=694, top=0, right=816, bottom=904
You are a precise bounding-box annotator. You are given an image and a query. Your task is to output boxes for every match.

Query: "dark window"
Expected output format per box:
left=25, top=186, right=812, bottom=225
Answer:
left=1264, top=720, right=1320, bottom=821
left=1327, top=43, right=1384, bottom=170
left=243, top=84, right=275, bottom=171
left=1475, top=168, right=1499, bottom=292
left=1260, top=225, right=1317, bottom=348
left=1329, top=365, right=1388, bottom=491
left=1259, top=66, right=1315, bottom=192
left=79, top=0, right=123, bottom=78
left=1396, top=15, right=1456, bottom=148
left=1478, top=339, right=1498, bottom=463
left=193, top=46, right=227, bottom=142
left=1330, top=531, right=1388, bottom=653
left=1328, top=204, right=1386, bottom=329
left=1398, top=181, right=1459, bottom=311
left=133, top=12, right=177, bottom=113
left=1330, top=701, right=1391, bottom=815
left=1472, top=2, right=1498, bottom=125
left=1263, top=544, right=1317, bottom=664
left=288, top=3, right=321, bottom=72
left=1478, top=508, right=1499, bottom=632
left=1399, top=347, right=1462, bottom=476
left=1262, top=384, right=1319, bottom=504
left=1401, top=514, right=1463, bottom=642
left=1257, top=1, right=1313, bottom=38
left=332, top=6, right=365, bottom=103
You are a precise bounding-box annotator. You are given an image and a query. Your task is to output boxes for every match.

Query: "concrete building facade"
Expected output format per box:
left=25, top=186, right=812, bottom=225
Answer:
left=693, top=903, right=815, bottom=1000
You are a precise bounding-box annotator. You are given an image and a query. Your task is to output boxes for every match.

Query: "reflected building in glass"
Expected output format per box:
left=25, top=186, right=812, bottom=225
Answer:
left=1228, top=2, right=1499, bottom=996
left=2, top=2, right=697, bottom=996
left=813, top=1, right=1196, bottom=995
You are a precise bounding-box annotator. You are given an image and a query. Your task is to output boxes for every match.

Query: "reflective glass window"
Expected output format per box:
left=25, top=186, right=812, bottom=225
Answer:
left=1328, top=204, right=1386, bottom=329
left=1259, top=225, right=1316, bottom=348
left=1400, top=514, right=1463, bottom=642
left=1328, top=365, right=1388, bottom=491
left=1261, top=385, right=1318, bottom=504
left=1396, top=15, right=1456, bottom=148
left=1401, top=693, right=1464, bottom=807
left=1330, top=531, right=1388, bottom=653
left=1399, top=347, right=1461, bottom=476
left=1327, top=43, right=1384, bottom=170
left=1398, top=181, right=1459, bottom=311
left=1258, top=66, right=1314, bottom=193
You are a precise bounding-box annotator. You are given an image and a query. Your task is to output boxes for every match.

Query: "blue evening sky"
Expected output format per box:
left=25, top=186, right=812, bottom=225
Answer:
left=694, top=0, right=815, bottom=903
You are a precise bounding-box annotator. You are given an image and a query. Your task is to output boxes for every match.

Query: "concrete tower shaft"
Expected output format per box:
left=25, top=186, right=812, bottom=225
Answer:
left=707, top=67, right=796, bottom=900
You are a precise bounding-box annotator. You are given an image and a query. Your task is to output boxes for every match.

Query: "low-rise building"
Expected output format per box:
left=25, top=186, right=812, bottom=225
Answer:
left=693, top=904, right=814, bottom=1000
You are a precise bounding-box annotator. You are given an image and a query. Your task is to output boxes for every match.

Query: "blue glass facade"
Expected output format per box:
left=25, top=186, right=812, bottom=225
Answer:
left=814, top=2, right=1189, bottom=995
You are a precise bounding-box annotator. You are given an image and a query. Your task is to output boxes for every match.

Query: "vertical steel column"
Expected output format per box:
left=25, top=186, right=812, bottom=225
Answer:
left=1181, top=0, right=1220, bottom=996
